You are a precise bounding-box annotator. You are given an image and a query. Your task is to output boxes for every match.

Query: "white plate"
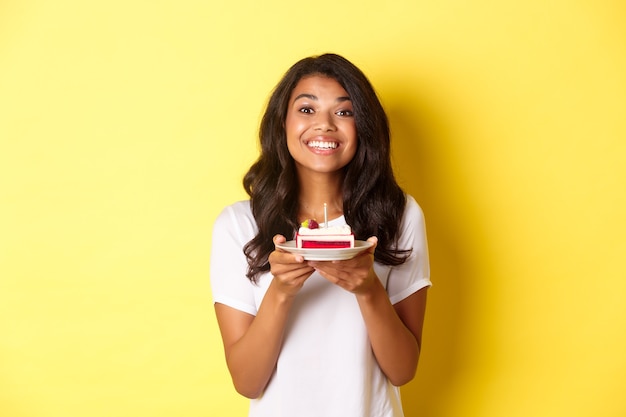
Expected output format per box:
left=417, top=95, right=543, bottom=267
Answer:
left=276, top=240, right=374, bottom=261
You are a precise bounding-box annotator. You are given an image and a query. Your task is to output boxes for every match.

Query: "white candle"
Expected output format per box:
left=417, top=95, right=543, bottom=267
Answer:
left=324, top=203, right=328, bottom=228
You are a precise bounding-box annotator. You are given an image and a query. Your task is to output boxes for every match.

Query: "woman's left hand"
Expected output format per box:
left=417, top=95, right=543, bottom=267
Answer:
left=308, top=236, right=378, bottom=294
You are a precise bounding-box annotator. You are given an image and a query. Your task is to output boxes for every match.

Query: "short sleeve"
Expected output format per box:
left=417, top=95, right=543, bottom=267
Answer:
left=209, top=201, right=259, bottom=316
left=386, top=195, right=431, bottom=305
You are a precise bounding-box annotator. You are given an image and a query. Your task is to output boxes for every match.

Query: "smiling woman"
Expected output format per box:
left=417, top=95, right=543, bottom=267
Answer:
left=210, top=53, right=431, bottom=417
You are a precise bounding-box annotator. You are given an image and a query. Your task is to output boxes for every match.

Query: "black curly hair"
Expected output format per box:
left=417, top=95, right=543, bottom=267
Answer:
left=242, top=53, right=410, bottom=282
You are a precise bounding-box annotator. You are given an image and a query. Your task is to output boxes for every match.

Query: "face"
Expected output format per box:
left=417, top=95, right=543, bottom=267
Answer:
left=285, top=75, right=357, bottom=178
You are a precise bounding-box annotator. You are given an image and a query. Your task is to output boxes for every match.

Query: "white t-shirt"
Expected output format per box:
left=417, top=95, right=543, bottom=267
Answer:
left=210, top=195, right=431, bottom=417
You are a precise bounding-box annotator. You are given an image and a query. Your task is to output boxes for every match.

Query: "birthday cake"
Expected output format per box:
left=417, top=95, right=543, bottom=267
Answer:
left=296, top=219, right=355, bottom=249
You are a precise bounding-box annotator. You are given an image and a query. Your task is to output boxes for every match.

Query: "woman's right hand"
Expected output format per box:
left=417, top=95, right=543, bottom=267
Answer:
left=268, top=234, right=315, bottom=298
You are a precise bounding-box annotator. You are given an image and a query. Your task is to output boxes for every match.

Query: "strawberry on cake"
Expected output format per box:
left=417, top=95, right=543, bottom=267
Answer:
left=296, top=219, right=355, bottom=249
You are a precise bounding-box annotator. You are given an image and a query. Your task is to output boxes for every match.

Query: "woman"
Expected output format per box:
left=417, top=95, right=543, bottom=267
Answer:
left=210, top=53, right=431, bottom=417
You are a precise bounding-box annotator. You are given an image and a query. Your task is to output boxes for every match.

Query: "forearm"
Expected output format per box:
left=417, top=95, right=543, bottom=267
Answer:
left=224, top=282, right=294, bottom=398
left=356, top=279, right=420, bottom=386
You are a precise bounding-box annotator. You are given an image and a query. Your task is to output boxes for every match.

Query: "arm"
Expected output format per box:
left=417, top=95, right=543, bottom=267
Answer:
left=355, top=281, right=428, bottom=386
left=309, top=237, right=428, bottom=386
left=214, top=235, right=314, bottom=398
left=214, top=282, right=293, bottom=399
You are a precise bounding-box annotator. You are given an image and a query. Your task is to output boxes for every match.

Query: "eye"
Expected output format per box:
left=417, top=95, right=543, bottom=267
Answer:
left=299, top=107, right=314, bottom=114
left=336, top=109, right=354, bottom=117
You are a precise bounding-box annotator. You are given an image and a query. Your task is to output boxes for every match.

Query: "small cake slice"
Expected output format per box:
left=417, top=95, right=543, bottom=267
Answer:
left=296, top=219, right=354, bottom=249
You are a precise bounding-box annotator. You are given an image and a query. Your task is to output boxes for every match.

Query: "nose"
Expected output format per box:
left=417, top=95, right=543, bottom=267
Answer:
left=314, top=111, right=336, bottom=131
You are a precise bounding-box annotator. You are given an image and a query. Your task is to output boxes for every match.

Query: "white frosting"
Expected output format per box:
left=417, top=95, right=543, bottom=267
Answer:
left=297, top=225, right=352, bottom=235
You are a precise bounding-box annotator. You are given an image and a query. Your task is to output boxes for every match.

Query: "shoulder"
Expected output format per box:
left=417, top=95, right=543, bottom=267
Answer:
left=215, top=200, right=253, bottom=223
left=213, top=200, right=257, bottom=239
left=403, top=194, right=425, bottom=222
left=221, top=199, right=252, bottom=214
left=397, top=194, right=428, bottom=244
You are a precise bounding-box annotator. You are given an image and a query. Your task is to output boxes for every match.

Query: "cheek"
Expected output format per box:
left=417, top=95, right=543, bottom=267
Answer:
left=284, top=116, right=297, bottom=143
left=285, top=113, right=305, bottom=133
left=345, top=128, right=359, bottom=160
left=345, top=144, right=358, bottom=162
left=345, top=124, right=358, bottom=148
left=285, top=129, right=302, bottom=158
left=286, top=137, right=297, bottom=158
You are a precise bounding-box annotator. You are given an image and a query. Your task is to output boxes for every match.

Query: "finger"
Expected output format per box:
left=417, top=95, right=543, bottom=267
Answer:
left=270, top=251, right=313, bottom=278
left=279, top=264, right=315, bottom=279
left=313, top=267, right=338, bottom=284
left=310, top=262, right=349, bottom=282
left=366, top=236, right=378, bottom=254
left=273, top=249, right=306, bottom=263
left=273, top=234, right=287, bottom=246
left=294, top=268, right=316, bottom=281
left=274, top=264, right=316, bottom=284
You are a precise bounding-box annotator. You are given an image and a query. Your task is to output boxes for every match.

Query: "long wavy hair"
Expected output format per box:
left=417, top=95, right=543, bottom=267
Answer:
left=243, top=53, right=410, bottom=282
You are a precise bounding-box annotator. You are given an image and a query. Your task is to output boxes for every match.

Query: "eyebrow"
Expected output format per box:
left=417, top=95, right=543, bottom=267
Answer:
left=293, top=93, right=352, bottom=103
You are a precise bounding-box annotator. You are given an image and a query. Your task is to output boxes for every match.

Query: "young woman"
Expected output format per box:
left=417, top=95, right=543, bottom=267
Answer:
left=210, top=53, right=431, bottom=417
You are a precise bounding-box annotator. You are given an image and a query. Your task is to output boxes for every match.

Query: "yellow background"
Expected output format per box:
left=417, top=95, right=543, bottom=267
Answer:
left=1, top=0, right=625, bottom=416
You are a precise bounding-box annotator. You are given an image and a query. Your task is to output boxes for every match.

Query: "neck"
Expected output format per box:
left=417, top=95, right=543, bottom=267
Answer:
left=297, top=172, right=344, bottom=223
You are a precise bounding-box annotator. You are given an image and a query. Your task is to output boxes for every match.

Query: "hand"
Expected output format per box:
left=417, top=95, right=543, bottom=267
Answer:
left=268, top=234, right=315, bottom=298
left=308, top=236, right=379, bottom=294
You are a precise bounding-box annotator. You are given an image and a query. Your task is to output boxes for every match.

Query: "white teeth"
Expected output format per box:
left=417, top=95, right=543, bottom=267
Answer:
left=307, top=140, right=338, bottom=149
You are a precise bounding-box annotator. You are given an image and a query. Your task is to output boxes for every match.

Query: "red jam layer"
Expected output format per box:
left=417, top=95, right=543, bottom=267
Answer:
left=301, top=241, right=352, bottom=249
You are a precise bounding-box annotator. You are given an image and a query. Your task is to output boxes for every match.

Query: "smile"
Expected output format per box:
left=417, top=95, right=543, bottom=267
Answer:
left=306, top=140, right=338, bottom=150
